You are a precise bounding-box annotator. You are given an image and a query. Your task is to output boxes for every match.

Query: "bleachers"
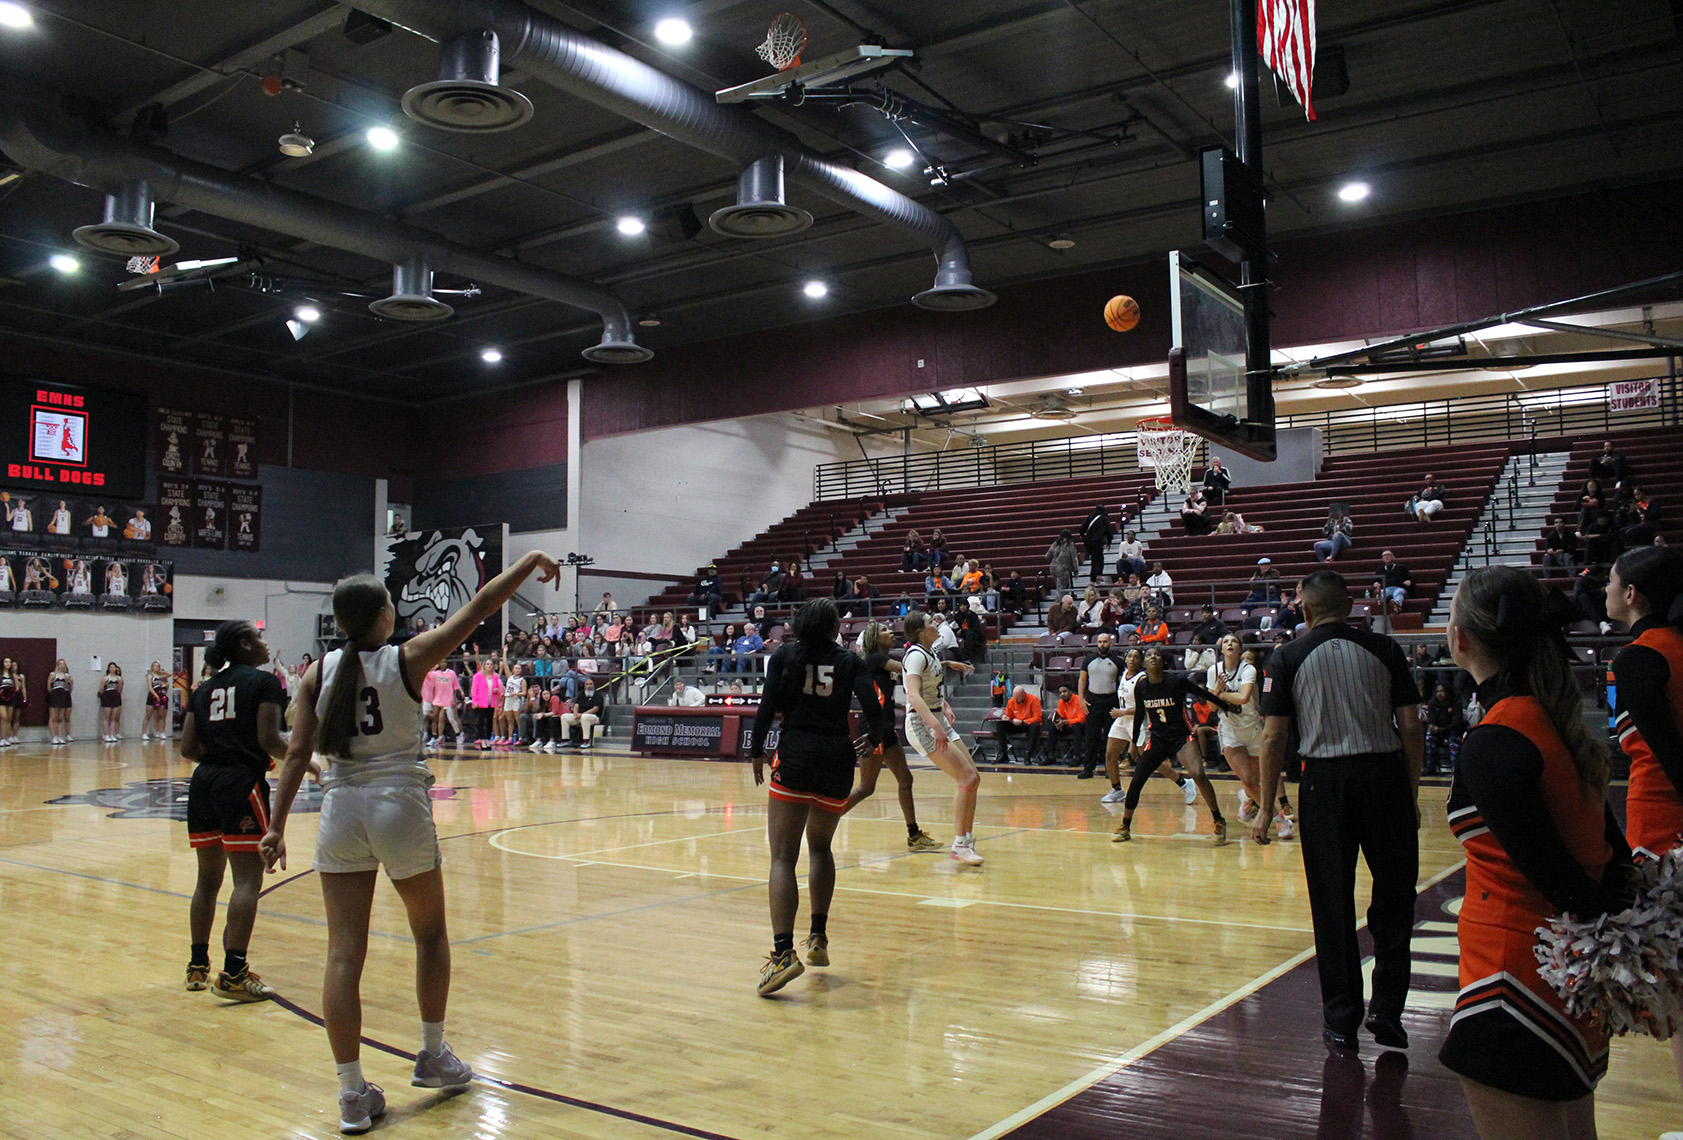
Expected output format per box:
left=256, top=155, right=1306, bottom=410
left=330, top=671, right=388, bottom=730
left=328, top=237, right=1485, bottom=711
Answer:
left=1530, top=426, right=1683, bottom=578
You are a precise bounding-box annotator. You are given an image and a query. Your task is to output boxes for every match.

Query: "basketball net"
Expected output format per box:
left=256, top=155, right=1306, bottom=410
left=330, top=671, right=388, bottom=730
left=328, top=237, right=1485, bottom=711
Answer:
left=1135, top=416, right=1194, bottom=501
left=126, top=255, right=159, bottom=275
left=756, top=12, right=807, bottom=71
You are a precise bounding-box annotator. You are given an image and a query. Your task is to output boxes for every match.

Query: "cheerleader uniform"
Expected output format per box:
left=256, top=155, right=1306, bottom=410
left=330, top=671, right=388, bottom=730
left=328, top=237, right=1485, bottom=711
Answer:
left=1439, top=680, right=1631, bottom=1100
left=0, top=672, right=18, bottom=710
left=1610, top=616, right=1683, bottom=856
left=99, top=676, right=123, bottom=708
left=46, top=671, right=72, bottom=709
left=147, top=674, right=169, bottom=708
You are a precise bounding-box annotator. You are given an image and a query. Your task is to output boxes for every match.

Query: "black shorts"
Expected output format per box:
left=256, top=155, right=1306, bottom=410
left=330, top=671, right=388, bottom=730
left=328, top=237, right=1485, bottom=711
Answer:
left=1142, top=733, right=1191, bottom=763
left=187, top=765, right=270, bottom=853
left=98, top=691, right=122, bottom=709
left=768, top=729, right=856, bottom=813
left=46, top=690, right=71, bottom=709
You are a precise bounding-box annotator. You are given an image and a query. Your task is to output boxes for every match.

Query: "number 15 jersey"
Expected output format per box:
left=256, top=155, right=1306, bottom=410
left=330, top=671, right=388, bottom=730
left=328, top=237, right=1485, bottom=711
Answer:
left=189, top=664, right=285, bottom=774
left=314, top=644, right=430, bottom=789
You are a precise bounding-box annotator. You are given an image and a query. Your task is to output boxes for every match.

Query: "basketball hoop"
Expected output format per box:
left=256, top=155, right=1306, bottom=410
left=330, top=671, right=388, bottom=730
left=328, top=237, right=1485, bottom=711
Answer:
left=126, top=255, right=159, bottom=275
left=1135, top=416, right=1195, bottom=501
left=756, top=12, right=808, bottom=71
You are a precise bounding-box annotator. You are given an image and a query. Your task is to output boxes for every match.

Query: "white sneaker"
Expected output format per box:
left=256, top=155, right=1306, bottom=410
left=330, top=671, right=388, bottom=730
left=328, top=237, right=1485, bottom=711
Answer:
left=543, top=741, right=560, bottom=752
left=1181, top=779, right=1198, bottom=805
left=949, top=838, right=984, bottom=866
left=411, top=1043, right=473, bottom=1090
left=1238, top=790, right=1259, bottom=825
left=1101, top=787, right=1125, bottom=803
left=1276, top=812, right=1296, bottom=840
left=528, top=741, right=543, bottom=752
left=338, top=1082, right=386, bottom=1134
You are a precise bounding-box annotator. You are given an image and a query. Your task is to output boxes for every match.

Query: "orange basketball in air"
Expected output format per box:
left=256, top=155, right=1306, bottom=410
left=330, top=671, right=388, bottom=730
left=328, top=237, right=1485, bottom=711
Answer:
left=1104, top=294, right=1140, bottom=332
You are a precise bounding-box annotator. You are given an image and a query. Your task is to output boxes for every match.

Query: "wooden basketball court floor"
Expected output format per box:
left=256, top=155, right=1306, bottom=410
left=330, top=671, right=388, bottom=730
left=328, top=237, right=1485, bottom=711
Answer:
left=2, top=740, right=1676, bottom=1140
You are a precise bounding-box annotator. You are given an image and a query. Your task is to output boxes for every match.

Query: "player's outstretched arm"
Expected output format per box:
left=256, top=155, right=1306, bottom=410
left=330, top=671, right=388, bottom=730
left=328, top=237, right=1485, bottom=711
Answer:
left=403, top=551, right=561, bottom=691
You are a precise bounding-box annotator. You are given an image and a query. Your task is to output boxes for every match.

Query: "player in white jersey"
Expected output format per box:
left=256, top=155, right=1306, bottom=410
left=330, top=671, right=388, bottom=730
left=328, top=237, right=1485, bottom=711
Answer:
left=263, top=551, right=560, bottom=1135
left=50, top=500, right=71, bottom=534
left=899, top=611, right=984, bottom=865
left=1207, top=637, right=1295, bottom=837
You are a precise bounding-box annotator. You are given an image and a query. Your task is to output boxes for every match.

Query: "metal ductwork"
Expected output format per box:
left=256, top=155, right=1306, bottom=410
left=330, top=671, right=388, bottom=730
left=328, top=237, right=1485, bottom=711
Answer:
left=0, top=94, right=648, bottom=363
left=71, top=178, right=180, bottom=257
left=710, top=154, right=811, bottom=238
left=345, top=0, right=997, bottom=311
left=402, top=28, right=534, bottom=132
left=370, top=255, right=454, bottom=320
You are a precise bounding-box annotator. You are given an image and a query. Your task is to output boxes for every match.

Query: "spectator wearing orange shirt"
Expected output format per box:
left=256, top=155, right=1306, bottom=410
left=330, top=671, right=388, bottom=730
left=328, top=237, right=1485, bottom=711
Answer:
left=1137, top=605, right=1171, bottom=645
left=999, top=684, right=1043, bottom=763
left=1050, top=684, right=1085, bottom=763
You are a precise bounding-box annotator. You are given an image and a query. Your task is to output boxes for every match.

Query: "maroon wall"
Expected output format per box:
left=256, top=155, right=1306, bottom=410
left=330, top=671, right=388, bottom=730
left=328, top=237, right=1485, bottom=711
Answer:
left=582, top=178, right=1683, bottom=440
left=425, top=383, right=567, bottom=480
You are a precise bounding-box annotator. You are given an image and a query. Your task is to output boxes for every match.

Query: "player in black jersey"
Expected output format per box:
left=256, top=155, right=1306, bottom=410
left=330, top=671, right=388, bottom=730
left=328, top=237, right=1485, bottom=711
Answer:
left=750, top=598, right=886, bottom=996
left=181, top=620, right=288, bottom=1001
left=1114, top=648, right=1232, bottom=845
left=841, top=621, right=940, bottom=852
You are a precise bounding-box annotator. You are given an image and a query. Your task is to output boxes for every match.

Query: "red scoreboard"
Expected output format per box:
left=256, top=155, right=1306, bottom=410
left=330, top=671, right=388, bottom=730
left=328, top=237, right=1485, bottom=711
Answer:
left=2, top=379, right=148, bottom=499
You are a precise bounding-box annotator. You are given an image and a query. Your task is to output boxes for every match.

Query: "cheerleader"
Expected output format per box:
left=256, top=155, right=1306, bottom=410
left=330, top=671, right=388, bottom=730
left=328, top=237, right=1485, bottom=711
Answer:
left=0, top=657, right=21, bottom=747
left=46, top=659, right=72, bottom=745
left=1603, top=545, right=1683, bottom=1121
left=142, top=661, right=171, bottom=740
left=1440, top=566, right=1630, bottom=1139
left=98, top=662, right=124, bottom=742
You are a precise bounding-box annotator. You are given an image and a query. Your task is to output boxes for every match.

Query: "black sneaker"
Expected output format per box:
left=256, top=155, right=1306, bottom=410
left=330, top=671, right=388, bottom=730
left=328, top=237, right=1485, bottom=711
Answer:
left=1076, top=769, right=1096, bottom=779
left=1364, top=1013, right=1408, bottom=1049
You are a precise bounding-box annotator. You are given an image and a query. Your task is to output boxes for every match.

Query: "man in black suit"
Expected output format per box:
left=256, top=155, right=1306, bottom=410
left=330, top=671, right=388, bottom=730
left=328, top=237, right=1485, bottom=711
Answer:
left=1588, top=440, right=1630, bottom=487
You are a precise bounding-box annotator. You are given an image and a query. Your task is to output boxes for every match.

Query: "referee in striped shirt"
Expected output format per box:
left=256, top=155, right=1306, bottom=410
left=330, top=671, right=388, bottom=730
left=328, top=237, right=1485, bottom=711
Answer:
left=1253, top=570, right=1424, bottom=1054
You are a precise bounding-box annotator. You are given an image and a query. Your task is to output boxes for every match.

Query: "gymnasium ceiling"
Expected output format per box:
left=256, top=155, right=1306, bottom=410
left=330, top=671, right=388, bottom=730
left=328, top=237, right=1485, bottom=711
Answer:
left=0, top=0, right=1679, bottom=404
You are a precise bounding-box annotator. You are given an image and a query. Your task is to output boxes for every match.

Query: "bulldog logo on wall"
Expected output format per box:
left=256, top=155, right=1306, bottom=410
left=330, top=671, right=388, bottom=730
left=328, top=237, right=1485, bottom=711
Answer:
left=384, top=527, right=492, bottom=628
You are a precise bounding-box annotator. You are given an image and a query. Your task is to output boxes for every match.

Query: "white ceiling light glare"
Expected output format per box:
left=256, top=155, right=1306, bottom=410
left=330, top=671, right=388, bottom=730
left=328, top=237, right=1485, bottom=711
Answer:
left=1225, top=71, right=1239, bottom=89
left=803, top=279, right=828, bottom=299
left=1047, top=235, right=1076, bottom=250
left=615, top=215, right=647, bottom=236
left=0, top=3, right=33, bottom=29
left=48, top=253, right=78, bottom=274
left=480, top=347, right=503, bottom=363
left=366, top=125, right=400, bottom=151
left=1066, top=387, right=1085, bottom=396
left=653, top=17, right=692, bottom=45
left=883, top=147, right=915, bottom=170
left=294, top=305, right=321, bottom=322
left=1338, top=180, right=1371, bottom=203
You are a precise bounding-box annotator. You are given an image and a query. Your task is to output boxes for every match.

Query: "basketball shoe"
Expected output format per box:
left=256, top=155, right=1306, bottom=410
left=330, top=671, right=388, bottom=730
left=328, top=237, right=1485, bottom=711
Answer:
left=758, top=948, right=804, bottom=996
left=412, top=1044, right=473, bottom=1090
left=212, top=968, right=276, bottom=1002
left=907, top=830, right=942, bottom=852
left=1180, top=778, right=1197, bottom=805
left=1238, top=789, right=1259, bottom=824
left=1212, top=818, right=1229, bottom=847
left=1112, top=821, right=1131, bottom=842
left=949, top=837, right=984, bottom=865
left=184, top=963, right=209, bottom=991
left=801, top=933, right=830, bottom=967
left=1276, top=812, right=1296, bottom=840
left=339, top=1082, right=386, bottom=1134
left=1101, top=787, right=1125, bottom=803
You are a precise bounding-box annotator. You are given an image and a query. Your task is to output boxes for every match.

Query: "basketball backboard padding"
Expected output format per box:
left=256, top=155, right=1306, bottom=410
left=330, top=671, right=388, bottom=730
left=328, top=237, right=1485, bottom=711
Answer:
left=715, top=45, right=915, bottom=103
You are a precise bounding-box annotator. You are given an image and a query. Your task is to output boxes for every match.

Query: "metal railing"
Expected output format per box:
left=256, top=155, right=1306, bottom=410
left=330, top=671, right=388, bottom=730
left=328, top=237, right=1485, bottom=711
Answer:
left=811, top=374, right=1681, bottom=501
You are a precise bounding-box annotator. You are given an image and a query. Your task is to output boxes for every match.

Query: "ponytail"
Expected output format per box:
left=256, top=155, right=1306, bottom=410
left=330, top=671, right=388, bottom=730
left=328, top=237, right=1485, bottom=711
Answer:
left=204, top=620, right=255, bottom=671
left=315, top=575, right=390, bottom=758
left=1453, top=567, right=1609, bottom=795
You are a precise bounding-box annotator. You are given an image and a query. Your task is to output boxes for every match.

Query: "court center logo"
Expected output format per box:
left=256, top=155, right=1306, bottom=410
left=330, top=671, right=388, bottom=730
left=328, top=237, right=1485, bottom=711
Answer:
left=47, top=778, right=460, bottom=821
left=384, top=527, right=489, bottom=628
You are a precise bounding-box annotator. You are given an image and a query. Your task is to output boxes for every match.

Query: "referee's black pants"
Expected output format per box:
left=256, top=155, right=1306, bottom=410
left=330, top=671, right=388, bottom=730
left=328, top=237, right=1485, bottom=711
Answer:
left=1298, top=752, right=1419, bottom=1035
left=1081, top=695, right=1117, bottom=775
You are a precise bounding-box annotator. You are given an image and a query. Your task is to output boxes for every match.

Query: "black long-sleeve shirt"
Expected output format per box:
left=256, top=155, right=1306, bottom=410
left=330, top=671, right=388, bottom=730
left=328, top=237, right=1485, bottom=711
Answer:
left=1611, top=616, right=1683, bottom=796
left=1133, top=671, right=1224, bottom=742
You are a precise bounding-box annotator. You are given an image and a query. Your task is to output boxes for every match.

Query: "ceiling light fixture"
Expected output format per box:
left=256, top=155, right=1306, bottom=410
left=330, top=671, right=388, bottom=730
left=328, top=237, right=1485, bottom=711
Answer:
left=653, top=17, right=692, bottom=45
left=883, top=148, right=915, bottom=170
left=480, top=348, right=503, bottom=363
left=48, top=253, right=78, bottom=273
left=278, top=122, right=315, bottom=157
left=1338, top=181, right=1371, bottom=202
left=615, top=215, right=647, bottom=236
left=1225, top=71, right=1239, bottom=89
left=0, top=3, right=32, bottom=28
left=295, top=305, right=321, bottom=322
left=366, top=125, right=399, bottom=151
left=803, top=280, right=828, bottom=298
left=637, top=313, right=662, bottom=327
left=1047, top=235, right=1076, bottom=250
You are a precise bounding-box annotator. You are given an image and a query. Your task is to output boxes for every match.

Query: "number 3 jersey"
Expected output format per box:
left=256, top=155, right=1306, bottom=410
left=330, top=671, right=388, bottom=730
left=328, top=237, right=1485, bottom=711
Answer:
left=314, top=644, right=430, bottom=789
left=188, top=663, right=286, bottom=773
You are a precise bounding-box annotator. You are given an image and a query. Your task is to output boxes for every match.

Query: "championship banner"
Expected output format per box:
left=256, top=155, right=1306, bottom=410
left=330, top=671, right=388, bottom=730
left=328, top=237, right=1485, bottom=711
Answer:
left=228, top=483, right=261, bottom=553
left=158, top=478, right=192, bottom=547
left=1610, top=378, right=1660, bottom=413
left=156, top=407, right=193, bottom=475
left=383, top=524, right=503, bottom=651
left=226, top=416, right=259, bottom=480
left=192, top=413, right=225, bottom=477
left=192, top=480, right=227, bottom=549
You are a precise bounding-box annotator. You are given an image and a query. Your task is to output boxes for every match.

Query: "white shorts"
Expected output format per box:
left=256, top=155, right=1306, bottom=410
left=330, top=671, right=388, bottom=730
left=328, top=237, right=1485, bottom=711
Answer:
left=314, top=784, right=441, bottom=880
left=1218, top=715, right=1264, bottom=752
left=503, top=696, right=524, bottom=712
left=905, top=715, right=961, bottom=757
left=1107, top=712, right=1145, bottom=744
left=420, top=701, right=436, bottom=715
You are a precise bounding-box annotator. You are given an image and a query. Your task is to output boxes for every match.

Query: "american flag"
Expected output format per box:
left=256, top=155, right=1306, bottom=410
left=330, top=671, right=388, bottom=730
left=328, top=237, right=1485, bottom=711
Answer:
left=1258, top=0, right=1317, bottom=121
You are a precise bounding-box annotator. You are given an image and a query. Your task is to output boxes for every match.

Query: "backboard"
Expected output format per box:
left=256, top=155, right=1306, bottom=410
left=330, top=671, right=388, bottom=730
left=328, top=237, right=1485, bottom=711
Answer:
left=1168, top=250, right=1277, bottom=461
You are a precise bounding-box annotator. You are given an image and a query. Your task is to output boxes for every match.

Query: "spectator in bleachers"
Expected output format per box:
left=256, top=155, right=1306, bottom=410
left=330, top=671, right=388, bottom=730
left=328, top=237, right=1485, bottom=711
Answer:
left=1100, top=588, right=1130, bottom=634
left=706, top=623, right=738, bottom=671
left=1314, top=505, right=1354, bottom=562
left=1120, top=573, right=1148, bottom=618
left=1577, top=479, right=1607, bottom=532
left=1422, top=682, right=1465, bottom=774
left=999, top=685, right=1043, bottom=763
left=1050, top=683, right=1085, bottom=762
left=900, top=529, right=926, bottom=573
left=1193, top=605, right=1227, bottom=644
left=977, top=564, right=998, bottom=611
left=1376, top=550, right=1414, bottom=608
left=1588, top=440, right=1630, bottom=487
left=924, top=568, right=954, bottom=606
left=1276, top=581, right=1307, bottom=634
left=1147, top=561, right=1175, bottom=607
left=831, top=570, right=854, bottom=600
left=1217, top=509, right=1264, bottom=534
left=1048, top=593, right=1081, bottom=636
left=1184, top=634, right=1216, bottom=673
left=748, top=562, right=785, bottom=606
left=1180, top=488, right=1213, bottom=535
left=1203, top=457, right=1232, bottom=506
left=676, top=615, right=699, bottom=650
left=1046, top=529, right=1079, bottom=592
left=893, top=591, right=914, bottom=616
left=1243, top=558, right=1282, bottom=610
left=1620, top=485, right=1662, bottom=547
left=1077, top=585, right=1105, bottom=629
left=1002, top=570, right=1027, bottom=615
left=669, top=677, right=705, bottom=707
left=594, top=592, right=617, bottom=617
left=1116, top=530, right=1147, bottom=580
left=1582, top=507, right=1618, bottom=567
left=1541, top=516, right=1579, bottom=571
left=1137, top=605, right=1170, bottom=645
left=780, top=558, right=807, bottom=602
left=928, top=528, right=950, bottom=570
left=1081, top=504, right=1115, bottom=585
left=559, top=680, right=604, bottom=748
left=853, top=575, right=881, bottom=607
left=1407, top=474, right=1446, bottom=523
left=731, top=623, right=765, bottom=674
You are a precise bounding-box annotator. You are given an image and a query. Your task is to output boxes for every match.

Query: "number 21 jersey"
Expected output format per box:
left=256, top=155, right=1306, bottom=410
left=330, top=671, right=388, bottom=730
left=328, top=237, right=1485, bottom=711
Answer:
left=314, top=644, right=430, bottom=789
left=189, top=664, right=285, bottom=773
